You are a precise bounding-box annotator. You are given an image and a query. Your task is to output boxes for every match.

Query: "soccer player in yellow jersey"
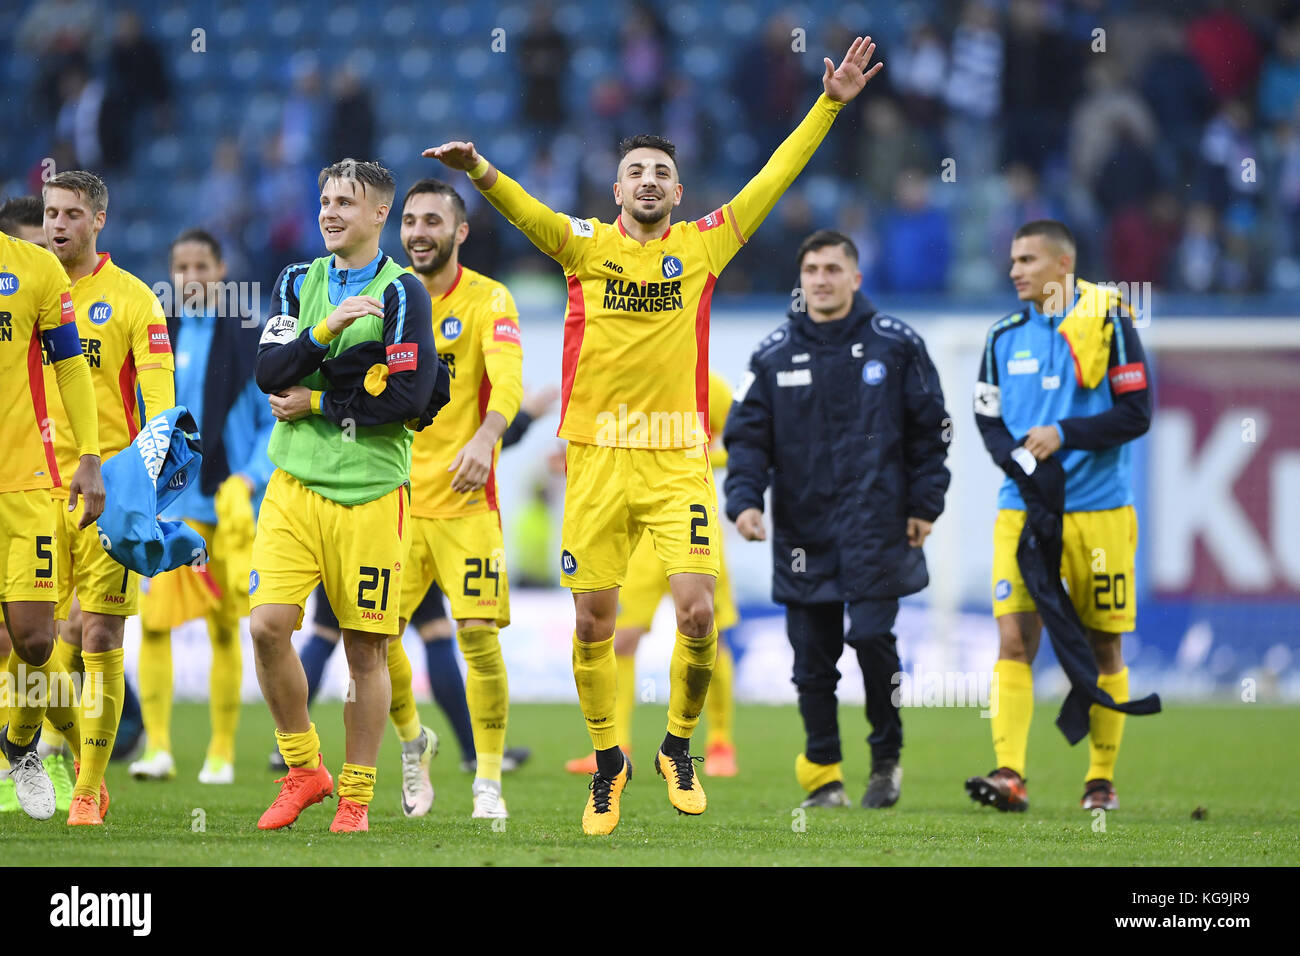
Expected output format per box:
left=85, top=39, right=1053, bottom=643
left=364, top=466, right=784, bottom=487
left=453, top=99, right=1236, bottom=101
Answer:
left=427, top=35, right=882, bottom=834
left=393, top=177, right=522, bottom=818
left=565, top=368, right=742, bottom=777
left=40, top=171, right=177, bottom=826
left=0, top=202, right=105, bottom=822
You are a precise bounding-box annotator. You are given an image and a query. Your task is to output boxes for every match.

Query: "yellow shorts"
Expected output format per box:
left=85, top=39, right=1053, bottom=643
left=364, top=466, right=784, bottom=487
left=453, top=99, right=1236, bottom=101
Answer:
left=992, top=505, right=1138, bottom=633
left=53, top=493, right=137, bottom=620
left=250, top=470, right=407, bottom=635
left=401, top=511, right=509, bottom=627
left=615, top=487, right=739, bottom=632
left=562, top=442, right=719, bottom=592
left=140, top=520, right=241, bottom=632
left=0, top=489, right=59, bottom=604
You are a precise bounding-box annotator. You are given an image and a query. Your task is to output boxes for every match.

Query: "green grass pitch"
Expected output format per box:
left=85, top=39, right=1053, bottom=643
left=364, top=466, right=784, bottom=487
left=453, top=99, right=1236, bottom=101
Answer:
left=6, top=701, right=1298, bottom=866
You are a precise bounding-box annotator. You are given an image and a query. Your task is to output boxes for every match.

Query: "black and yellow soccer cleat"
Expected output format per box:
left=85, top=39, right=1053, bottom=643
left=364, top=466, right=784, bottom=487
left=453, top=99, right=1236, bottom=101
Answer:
left=965, top=767, right=1029, bottom=812
left=1080, top=778, right=1118, bottom=811
left=655, top=749, right=707, bottom=815
left=582, top=756, right=631, bottom=836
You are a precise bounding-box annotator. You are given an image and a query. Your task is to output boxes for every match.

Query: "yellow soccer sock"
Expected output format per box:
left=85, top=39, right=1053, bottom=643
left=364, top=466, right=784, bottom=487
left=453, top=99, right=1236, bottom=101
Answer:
left=991, top=659, right=1034, bottom=777
left=1086, top=667, right=1129, bottom=783
left=6, top=648, right=79, bottom=755
left=58, top=638, right=84, bottom=678
left=138, top=626, right=173, bottom=753
left=386, top=637, right=423, bottom=743
left=73, top=648, right=124, bottom=800
left=41, top=638, right=83, bottom=751
left=614, top=653, right=636, bottom=752
left=572, top=633, right=618, bottom=751
left=207, top=624, right=241, bottom=763
left=275, top=724, right=321, bottom=769
left=0, top=651, right=8, bottom=769
left=458, top=624, right=508, bottom=782
left=795, top=752, right=843, bottom=792
left=338, top=763, right=376, bottom=805
left=705, top=643, right=734, bottom=747
left=666, top=628, right=717, bottom=740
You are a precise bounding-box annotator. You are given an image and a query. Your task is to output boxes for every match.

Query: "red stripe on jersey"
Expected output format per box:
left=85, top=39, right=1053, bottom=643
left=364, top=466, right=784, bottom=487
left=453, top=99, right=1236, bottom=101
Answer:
left=478, top=370, right=498, bottom=512
left=1062, top=330, right=1085, bottom=387
left=196, top=563, right=224, bottom=600
left=91, top=252, right=111, bottom=276
left=441, top=264, right=464, bottom=300
left=1109, top=362, right=1148, bottom=394
left=694, top=273, right=716, bottom=441
left=616, top=218, right=671, bottom=240
left=397, top=484, right=405, bottom=539
left=28, top=323, right=61, bottom=486
left=559, top=275, right=586, bottom=432
left=119, top=351, right=140, bottom=440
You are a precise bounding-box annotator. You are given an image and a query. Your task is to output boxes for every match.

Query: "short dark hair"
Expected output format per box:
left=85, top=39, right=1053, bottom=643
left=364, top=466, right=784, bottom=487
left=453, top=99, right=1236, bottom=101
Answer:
left=169, top=227, right=223, bottom=262
left=0, top=196, right=45, bottom=234
left=402, top=178, right=467, bottom=225
left=617, top=134, right=677, bottom=166
left=43, top=170, right=109, bottom=214
left=797, top=229, right=859, bottom=269
left=317, top=158, right=396, bottom=205
left=1014, top=219, right=1076, bottom=255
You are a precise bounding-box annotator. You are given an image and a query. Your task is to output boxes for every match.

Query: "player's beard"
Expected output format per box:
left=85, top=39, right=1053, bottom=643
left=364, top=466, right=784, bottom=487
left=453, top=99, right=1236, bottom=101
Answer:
left=52, top=233, right=89, bottom=267
left=407, top=240, right=454, bottom=276
left=627, top=195, right=669, bottom=226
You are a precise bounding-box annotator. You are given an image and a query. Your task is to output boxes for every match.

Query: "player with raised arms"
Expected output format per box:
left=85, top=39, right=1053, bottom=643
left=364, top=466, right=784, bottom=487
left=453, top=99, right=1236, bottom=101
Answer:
left=425, top=35, right=882, bottom=834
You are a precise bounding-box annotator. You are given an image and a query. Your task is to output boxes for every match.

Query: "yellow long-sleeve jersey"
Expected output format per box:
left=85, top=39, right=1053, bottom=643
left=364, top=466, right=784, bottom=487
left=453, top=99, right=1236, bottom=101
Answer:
left=408, top=264, right=523, bottom=519
left=707, top=367, right=732, bottom=470
left=0, top=234, right=99, bottom=492
left=479, top=93, right=844, bottom=450
left=44, top=253, right=176, bottom=496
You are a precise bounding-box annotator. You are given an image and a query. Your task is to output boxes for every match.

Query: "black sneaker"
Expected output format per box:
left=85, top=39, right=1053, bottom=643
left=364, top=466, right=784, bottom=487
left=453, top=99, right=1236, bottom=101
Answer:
left=862, top=759, right=902, bottom=808
left=800, top=781, right=851, bottom=808
left=502, top=747, right=532, bottom=772
left=268, top=747, right=288, bottom=772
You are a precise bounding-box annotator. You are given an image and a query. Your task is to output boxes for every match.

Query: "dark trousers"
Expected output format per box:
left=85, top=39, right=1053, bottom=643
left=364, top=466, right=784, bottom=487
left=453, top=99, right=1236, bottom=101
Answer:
left=785, top=598, right=902, bottom=767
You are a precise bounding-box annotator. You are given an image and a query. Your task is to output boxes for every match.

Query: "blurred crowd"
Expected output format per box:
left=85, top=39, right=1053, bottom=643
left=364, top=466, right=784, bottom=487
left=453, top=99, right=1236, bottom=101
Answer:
left=5, top=0, right=1300, bottom=297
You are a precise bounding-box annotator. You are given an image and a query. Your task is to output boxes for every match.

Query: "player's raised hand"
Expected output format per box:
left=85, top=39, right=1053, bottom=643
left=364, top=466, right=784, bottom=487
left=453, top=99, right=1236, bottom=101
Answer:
left=69, top=455, right=105, bottom=530
left=735, top=507, right=767, bottom=542
left=325, top=295, right=384, bottom=334
left=823, top=35, right=883, bottom=103
left=422, top=141, right=482, bottom=172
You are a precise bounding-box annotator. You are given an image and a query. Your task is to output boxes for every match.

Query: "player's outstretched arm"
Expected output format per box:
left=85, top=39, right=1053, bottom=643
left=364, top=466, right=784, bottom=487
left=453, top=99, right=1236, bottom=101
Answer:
left=725, top=36, right=883, bottom=244
left=423, top=141, right=585, bottom=270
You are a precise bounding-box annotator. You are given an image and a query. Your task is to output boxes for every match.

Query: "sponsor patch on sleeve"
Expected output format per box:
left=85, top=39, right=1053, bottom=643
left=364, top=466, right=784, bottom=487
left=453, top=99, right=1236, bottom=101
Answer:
left=259, top=314, right=297, bottom=345
left=973, top=381, right=1002, bottom=416
left=1108, top=362, right=1148, bottom=394
left=148, top=323, right=172, bottom=353
left=60, top=291, right=75, bottom=323
left=696, top=208, right=726, bottom=232
left=492, top=317, right=521, bottom=344
left=386, top=342, right=418, bottom=373
left=567, top=215, right=594, bottom=238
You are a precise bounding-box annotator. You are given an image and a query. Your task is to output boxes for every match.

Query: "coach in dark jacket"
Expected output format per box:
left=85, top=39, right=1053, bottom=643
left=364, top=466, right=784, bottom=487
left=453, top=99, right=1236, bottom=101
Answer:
left=724, top=230, right=951, bottom=809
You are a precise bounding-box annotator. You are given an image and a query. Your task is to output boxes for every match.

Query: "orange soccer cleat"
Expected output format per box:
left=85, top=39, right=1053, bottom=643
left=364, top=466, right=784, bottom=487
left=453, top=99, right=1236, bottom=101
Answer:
left=329, top=797, right=370, bottom=833
left=73, top=761, right=110, bottom=820
left=704, top=741, right=738, bottom=777
left=965, top=767, right=1029, bottom=812
left=66, top=794, right=103, bottom=827
left=258, top=758, right=334, bottom=830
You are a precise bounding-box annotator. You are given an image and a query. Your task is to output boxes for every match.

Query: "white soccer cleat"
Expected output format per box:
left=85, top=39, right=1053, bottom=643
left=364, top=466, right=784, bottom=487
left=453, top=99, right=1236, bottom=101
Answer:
left=198, top=757, right=235, bottom=785
left=400, top=725, right=437, bottom=818
left=471, top=778, right=508, bottom=819
left=9, top=750, right=57, bottom=820
left=129, top=749, right=176, bottom=780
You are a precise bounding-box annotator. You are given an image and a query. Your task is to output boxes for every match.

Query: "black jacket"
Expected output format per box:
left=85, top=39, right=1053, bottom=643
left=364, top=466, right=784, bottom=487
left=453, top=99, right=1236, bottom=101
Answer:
left=724, top=293, right=951, bottom=604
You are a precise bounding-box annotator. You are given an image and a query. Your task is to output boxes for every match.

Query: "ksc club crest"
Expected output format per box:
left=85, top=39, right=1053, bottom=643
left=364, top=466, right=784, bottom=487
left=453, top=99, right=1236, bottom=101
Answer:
left=440, top=316, right=463, bottom=340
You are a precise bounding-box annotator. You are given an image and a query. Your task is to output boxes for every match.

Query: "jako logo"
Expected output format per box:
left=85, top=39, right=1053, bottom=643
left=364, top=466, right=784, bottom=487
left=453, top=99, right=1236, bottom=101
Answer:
left=88, top=301, right=113, bottom=325
left=661, top=255, right=682, bottom=279
left=560, top=550, right=577, bottom=575
left=49, top=885, right=151, bottom=936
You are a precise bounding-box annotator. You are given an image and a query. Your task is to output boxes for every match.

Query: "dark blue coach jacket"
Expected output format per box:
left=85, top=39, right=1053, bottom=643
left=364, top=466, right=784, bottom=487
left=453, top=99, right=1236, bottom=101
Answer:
left=723, top=293, right=951, bottom=605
